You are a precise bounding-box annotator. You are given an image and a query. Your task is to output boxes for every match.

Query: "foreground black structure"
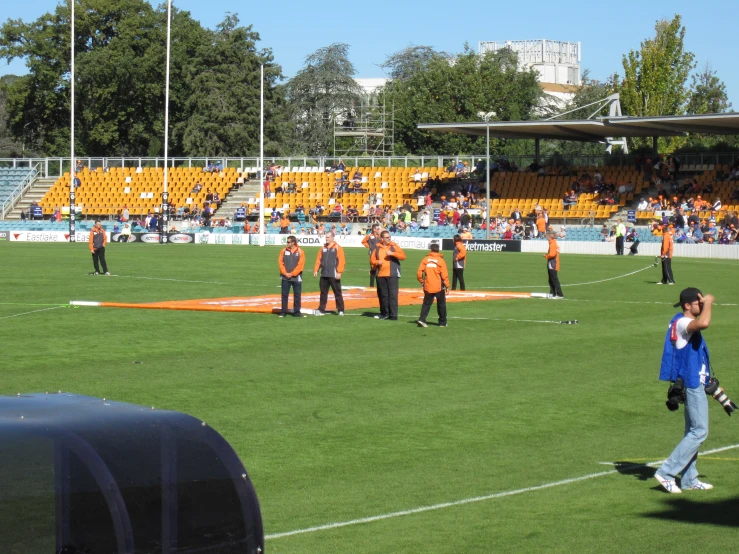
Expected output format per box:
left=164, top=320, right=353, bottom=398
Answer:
left=0, top=393, right=264, bottom=554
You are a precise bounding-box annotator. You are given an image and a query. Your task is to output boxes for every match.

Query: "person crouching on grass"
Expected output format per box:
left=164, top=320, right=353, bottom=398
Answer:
left=416, top=243, right=450, bottom=328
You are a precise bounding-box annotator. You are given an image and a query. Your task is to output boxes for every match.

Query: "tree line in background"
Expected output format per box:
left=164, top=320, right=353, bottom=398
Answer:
left=0, top=4, right=735, bottom=159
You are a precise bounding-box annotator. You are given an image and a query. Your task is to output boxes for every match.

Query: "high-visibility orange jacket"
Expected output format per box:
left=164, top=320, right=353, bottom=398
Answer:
left=537, top=215, right=548, bottom=233
left=545, top=237, right=560, bottom=271
left=314, top=242, right=346, bottom=277
left=279, top=216, right=290, bottom=229
left=417, top=252, right=450, bottom=293
left=661, top=230, right=674, bottom=258
left=89, top=227, right=106, bottom=251
left=370, top=241, right=407, bottom=277
left=278, top=244, right=306, bottom=281
left=453, top=240, right=466, bottom=268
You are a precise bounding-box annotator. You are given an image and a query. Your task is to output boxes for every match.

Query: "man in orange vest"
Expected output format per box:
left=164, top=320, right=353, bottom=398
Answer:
left=544, top=230, right=563, bottom=298
left=313, top=231, right=346, bottom=315
left=361, top=223, right=381, bottom=287
left=370, top=230, right=406, bottom=320
left=88, top=220, right=110, bottom=275
left=278, top=235, right=306, bottom=317
left=416, top=243, right=450, bottom=328
left=452, top=234, right=466, bottom=290
left=658, top=224, right=675, bottom=285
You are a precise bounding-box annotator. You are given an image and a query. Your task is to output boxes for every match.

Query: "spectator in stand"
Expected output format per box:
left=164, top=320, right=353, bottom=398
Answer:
left=536, top=212, right=547, bottom=239
left=460, top=227, right=474, bottom=240
left=637, top=197, right=648, bottom=211
left=704, top=222, right=718, bottom=243
left=512, top=220, right=524, bottom=240
left=279, top=214, right=290, bottom=234
left=563, top=190, right=577, bottom=210
left=212, top=191, right=221, bottom=209
left=556, top=226, right=567, bottom=240
left=243, top=220, right=251, bottom=234
left=711, top=197, right=722, bottom=211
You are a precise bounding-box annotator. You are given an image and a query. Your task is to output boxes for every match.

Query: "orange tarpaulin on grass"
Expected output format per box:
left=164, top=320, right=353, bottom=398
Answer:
left=77, top=287, right=532, bottom=314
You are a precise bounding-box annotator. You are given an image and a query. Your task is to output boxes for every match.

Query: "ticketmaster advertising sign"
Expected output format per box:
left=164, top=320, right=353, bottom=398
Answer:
left=441, top=239, right=522, bottom=253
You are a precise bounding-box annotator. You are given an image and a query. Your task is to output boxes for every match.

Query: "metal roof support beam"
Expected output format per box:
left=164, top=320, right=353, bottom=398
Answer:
left=535, top=138, right=541, bottom=164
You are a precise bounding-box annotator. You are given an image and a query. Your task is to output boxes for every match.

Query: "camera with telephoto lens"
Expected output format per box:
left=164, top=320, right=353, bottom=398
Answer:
left=704, top=377, right=738, bottom=416
left=666, top=378, right=686, bottom=411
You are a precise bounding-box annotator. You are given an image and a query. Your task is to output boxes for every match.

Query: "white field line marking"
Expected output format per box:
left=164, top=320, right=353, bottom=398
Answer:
left=0, top=306, right=64, bottom=320
left=477, top=262, right=659, bottom=290
left=596, top=443, right=739, bottom=468
left=265, top=442, right=739, bottom=541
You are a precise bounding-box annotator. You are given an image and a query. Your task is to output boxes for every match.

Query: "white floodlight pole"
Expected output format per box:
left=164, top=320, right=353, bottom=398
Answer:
left=259, top=64, right=265, bottom=246
left=69, top=0, right=76, bottom=242
left=161, top=0, right=172, bottom=244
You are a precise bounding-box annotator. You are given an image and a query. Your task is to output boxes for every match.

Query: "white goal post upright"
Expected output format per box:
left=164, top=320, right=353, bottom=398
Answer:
left=69, top=0, right=76, bottom=243
left=160, top=0, right=172, bottom=244
left=259, top=64, right=265, bottom=247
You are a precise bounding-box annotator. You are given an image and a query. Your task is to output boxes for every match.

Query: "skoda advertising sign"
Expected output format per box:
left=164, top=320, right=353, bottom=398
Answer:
left=111, top=232, right=195, bottom=243
left=441, top=239, right=522, bottom=253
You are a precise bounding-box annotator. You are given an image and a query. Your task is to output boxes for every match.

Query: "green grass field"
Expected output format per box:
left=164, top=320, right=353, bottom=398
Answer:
left=2, top=241, right=739, bottom=553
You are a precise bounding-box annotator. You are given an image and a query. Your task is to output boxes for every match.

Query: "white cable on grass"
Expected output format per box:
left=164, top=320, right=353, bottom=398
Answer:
left=0, top=306, right=64, bottom=320
left=476, top=261, right=659, bottom=290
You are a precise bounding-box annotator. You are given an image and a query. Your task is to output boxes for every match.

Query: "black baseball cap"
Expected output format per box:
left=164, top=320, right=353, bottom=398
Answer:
left=674, top=287, right=702, bottom=308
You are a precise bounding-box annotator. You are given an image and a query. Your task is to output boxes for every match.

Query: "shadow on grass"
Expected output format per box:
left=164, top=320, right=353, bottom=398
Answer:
left=644, top=496, right=739, bottom=527
left=614, top=461, right=656, bottom=482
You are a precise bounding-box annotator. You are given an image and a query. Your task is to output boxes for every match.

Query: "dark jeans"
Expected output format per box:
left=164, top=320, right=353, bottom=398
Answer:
left=376, top=276, right=399, bottom=319
left=281, top=279, right=302, bottom=315
left=616, top=236, right=624, bottom=255
left=548, top=268, right=563, bottom=297
left=418, top=290, right=447, bottom=325
left=319, top=276, right=344, bottom=312
left=452, top=268, right=465, bottom=290
left=92, top=247, right=108, bottom=273
left=661, top=258, right=674, bottom=284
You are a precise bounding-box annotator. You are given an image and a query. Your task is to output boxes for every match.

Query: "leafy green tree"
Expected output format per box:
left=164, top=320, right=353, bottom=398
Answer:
left=0, top=0, right=283, bottom=157
left=381, top=45, right=448, bottom=82
left=285, top=43, right=362, bottom=156
left=686, top=62, right=732, bottom=115
left=387, top=47, right=541, bottom=155
left=616, top=15, right=695, bottom=150
left=173, top=13, right=285, bottom=157
left=0, top=75, right=26, bottom=157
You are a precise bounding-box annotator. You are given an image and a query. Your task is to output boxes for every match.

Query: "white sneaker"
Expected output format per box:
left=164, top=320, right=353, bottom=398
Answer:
left=313, top=310, right=325, bottom=316
left=338, top=311, right=344, bottom=316
left=417, top=320, right=428, bottom=328
left=687, top=481, right=713, bottom=490
left=654, top=473, right=682, bottom=494
left=656, top=282, right=663, bottom=285
left=104, top=272, right=111, bottom=275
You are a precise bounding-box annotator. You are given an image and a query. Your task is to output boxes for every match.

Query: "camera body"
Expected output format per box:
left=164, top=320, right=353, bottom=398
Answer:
left=666, top=378, right=686, bottom=411
left=705, top=377, right=738, bottom=416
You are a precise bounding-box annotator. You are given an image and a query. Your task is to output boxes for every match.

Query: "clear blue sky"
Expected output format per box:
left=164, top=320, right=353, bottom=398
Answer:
left=1, top=0, right=737, bottom=108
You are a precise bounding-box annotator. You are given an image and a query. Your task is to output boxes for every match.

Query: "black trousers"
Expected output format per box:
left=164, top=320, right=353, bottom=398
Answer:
left=452, top=268, right=465, bottom=290
left=92, top=247, right=108, bottom=273
left=376, top=276, right=399, bottom=319
left=369, top=266, right=377, bottom=288
left=319, top=276, right=344, bottom=312
left=419, top=290, right=447, bottom=325
left=661, top=258, right=674, bottom=284
left=548, top=268, right=563, bottom=297
left=616, top=236, right=624, bottom=255
left=281, top=279, right=302, bottom=315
